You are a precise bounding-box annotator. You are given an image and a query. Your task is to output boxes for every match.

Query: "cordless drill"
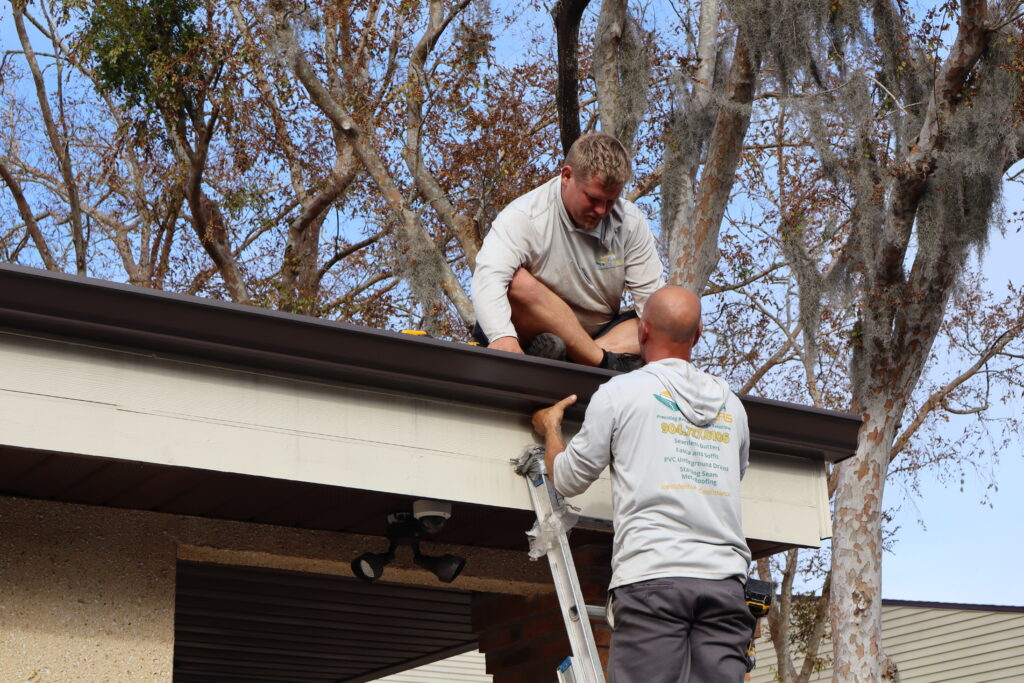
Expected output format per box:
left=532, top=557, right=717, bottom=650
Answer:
left=743, top=578, right=775, bottom=672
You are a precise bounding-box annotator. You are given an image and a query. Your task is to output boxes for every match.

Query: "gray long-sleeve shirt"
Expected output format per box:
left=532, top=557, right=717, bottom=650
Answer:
left=471, top=177, right=666, bottom=342
left=554, top=358, right=752, bottom=589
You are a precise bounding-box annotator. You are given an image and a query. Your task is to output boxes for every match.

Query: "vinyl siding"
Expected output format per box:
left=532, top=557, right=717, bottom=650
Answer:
left=376, top=650, right=492, bottom=682
left=749, top=602, right=1024, bottom=682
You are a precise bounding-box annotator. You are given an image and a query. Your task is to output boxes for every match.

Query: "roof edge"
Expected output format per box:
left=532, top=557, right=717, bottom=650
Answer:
left=0, top=264, right=861, bottom=463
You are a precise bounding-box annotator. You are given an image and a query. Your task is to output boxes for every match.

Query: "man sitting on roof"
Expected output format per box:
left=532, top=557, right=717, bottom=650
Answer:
left=470, top=133, right=665, bottom=372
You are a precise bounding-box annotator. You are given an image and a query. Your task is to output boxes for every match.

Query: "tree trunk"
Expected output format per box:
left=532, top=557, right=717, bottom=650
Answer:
left=551, top=0, right=591, bottom=155
left=593, top=0, right=649, bottom=154
left=671, top=31, right=759, bottom=292
left=830, top=402, right=893, bottom=681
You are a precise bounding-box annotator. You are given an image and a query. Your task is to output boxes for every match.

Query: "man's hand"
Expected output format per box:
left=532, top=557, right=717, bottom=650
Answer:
left=532, top=394, right=577, bottom=437
left=488, top=336, right=525, bottom=354
left=532, top=395, right=577, bottom=488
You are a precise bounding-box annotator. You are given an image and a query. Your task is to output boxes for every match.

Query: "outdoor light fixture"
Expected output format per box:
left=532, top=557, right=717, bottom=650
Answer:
left=413, top=551, right=466, bottom=584
left=351, top=549, right=394, bottom=581
left=351, top=504, right=466, bottom=584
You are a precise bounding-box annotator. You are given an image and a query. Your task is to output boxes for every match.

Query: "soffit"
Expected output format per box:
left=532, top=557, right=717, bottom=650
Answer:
left=0, top=445, right=783, bottom=558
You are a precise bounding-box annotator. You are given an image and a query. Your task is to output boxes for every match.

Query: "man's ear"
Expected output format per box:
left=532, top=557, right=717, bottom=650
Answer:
left=693, top=319, right=703, bottom=347
left=560, top=165, right=573, bottom=183
left=638, top=318, right=650, bottom=346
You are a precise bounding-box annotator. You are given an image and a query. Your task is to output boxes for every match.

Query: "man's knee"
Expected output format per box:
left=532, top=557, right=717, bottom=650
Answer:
left=507, top=268, right=546, bottom=307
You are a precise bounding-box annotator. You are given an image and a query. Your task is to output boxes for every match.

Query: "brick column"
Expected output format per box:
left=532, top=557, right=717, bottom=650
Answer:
left=472, top=543, right=613, bottom=683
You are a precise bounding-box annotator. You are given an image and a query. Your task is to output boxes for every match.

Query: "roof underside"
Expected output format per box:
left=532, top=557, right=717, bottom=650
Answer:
left=0, top=444, right=615, bottom=552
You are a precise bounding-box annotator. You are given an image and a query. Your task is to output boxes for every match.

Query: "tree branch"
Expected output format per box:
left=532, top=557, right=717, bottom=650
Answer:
left=12, top=3, right=86, bottom=274
left=593, top=0, right=649, bottom=153
left=272, top=1, right=475, bottom=327
left=739, top=329, right=799, bottom=395
left=889, top=318, right=1024, bottom=461
left=671, top=29, right=760, bottom=292
left=0, top=159, right=59, bottom=270
left=704, top=262, right=784, bottom=295
left=403, top=0, right=480, bottom=269
left=317, top=230, right=387, bottom=282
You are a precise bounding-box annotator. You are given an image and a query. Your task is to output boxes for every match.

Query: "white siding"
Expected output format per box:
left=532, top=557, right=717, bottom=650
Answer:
left=376, top=650, right=492, bottom=682
left=749, top=602, right=1024, bottom=682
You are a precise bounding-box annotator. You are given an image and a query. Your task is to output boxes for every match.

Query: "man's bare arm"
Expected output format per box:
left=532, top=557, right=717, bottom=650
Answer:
left=531, top=394, right=578, bottom=484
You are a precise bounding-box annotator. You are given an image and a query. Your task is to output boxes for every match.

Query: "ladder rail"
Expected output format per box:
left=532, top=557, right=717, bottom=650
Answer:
left=517, top=450, right=607, bottom=683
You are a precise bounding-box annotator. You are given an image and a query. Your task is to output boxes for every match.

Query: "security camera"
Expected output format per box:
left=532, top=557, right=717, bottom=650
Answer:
left=413, top=499, right=452, bottom=533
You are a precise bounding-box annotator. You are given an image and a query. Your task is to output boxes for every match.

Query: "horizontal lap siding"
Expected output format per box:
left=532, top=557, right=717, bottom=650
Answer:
left=749, top=604, right=1024, bottom=682
left=376, top=650, right=491, bottom=682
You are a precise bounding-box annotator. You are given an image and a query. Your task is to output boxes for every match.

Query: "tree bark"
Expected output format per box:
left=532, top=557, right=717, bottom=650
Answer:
left=830, top=402, right=895, bottom=681
left=551, top=0, right=591, bottom=155
left=671, top=31, right=759, bottom=292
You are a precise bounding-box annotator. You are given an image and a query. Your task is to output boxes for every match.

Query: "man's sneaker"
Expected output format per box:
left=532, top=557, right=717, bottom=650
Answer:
left=526, top=333, right=568, bottom=361
left=601, top=350, right=644, bottom=372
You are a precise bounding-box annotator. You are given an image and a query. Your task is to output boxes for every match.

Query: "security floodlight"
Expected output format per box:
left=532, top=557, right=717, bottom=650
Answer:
left=351, top=550, right=394, bottom=582
left=414, top=551, right=466, bottom=584
left=350, top=509, right=467, bottom=584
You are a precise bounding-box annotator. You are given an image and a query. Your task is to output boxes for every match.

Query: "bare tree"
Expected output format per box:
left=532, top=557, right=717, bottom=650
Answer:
left=699, top=0, right=1024, bottom=678
left=10, top=0, right=87, bottom=274
left=267, top=0, right=475, bottom=333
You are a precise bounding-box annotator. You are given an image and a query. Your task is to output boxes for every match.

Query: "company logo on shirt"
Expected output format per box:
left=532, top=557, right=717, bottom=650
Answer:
left=654, top=391, right=680, bottom=412
left=595, top=252, right=625, bottom=269
left=654, top=392, right=735, bottom=425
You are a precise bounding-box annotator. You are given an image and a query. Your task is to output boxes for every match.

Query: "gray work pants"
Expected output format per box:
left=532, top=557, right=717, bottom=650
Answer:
left=608, top=576, right=755, bottom=683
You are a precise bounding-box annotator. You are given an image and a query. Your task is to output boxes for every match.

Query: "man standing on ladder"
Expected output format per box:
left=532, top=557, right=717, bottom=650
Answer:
left=532, top=286, right=755, bottom=683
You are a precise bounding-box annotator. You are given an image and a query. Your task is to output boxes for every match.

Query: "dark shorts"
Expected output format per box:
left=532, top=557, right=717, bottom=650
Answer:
left=472, top=308, right=638, bottom=346
left=608, top=576, right=755, bottom=683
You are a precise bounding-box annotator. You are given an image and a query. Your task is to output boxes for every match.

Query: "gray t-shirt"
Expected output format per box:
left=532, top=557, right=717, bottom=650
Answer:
left=554, top=358, right=752, bottom=589
left=472, top=177, right=666, bottom=342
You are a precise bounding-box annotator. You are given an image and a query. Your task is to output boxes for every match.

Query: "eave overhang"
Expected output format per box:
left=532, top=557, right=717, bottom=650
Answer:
left=0, top=263, right=861, bottom=464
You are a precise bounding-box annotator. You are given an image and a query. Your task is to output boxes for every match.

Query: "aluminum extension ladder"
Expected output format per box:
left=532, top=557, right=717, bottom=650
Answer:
left=514, top=446, right=606, bottom=683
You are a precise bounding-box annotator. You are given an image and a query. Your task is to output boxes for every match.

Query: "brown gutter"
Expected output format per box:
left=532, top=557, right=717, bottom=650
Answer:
left=0, top=264, right=861, bottom=462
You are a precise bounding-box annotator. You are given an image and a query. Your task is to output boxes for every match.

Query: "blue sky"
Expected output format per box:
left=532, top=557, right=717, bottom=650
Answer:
left=882, top=178, right=1024, bottom=606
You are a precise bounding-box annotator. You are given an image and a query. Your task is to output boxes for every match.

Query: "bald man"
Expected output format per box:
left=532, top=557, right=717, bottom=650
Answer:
left=532, top=286, right=754, bottom=683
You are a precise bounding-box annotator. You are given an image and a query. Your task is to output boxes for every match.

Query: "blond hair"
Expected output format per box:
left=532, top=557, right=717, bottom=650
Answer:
left=563, top=133, right=632, bottom=187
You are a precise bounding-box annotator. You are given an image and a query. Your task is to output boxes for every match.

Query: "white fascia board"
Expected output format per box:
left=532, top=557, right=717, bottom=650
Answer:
left=0, top=331, right=827, bottom=547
